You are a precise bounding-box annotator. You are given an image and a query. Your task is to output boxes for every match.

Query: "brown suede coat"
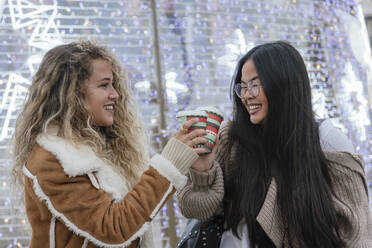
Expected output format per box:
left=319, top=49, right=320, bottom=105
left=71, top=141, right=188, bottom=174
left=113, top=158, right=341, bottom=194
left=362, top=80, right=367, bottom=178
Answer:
left=24, top=132, right=199, bottom=248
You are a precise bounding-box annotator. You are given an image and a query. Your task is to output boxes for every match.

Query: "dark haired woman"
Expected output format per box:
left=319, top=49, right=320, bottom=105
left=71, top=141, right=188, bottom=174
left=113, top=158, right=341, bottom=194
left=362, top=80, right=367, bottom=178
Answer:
left=177, top=41, right=372, bottom=247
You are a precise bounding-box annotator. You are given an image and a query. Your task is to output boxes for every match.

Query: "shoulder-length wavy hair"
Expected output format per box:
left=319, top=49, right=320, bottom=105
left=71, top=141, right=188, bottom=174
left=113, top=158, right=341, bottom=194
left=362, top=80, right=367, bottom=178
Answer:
left=12, top=40, right=148, bottom=191
left=225, top=41, right=347, bottom=247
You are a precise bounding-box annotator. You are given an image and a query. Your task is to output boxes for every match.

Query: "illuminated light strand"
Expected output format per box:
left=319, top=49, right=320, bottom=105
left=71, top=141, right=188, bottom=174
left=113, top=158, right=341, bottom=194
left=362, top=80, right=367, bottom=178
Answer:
left=0, top=0, right=371, bottom=245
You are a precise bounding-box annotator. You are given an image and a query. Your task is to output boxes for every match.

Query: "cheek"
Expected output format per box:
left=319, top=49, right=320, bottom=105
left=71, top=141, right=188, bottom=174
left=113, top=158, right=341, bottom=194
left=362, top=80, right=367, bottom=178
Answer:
left=262, top=100, right=269, bottom=117
left=84, top=90, right=93, bottom=107
left=86, top=92, right=101, bottom=108
left=86, top=98, right=95, bottom=112
left=241, top=98, right=246, bottom=106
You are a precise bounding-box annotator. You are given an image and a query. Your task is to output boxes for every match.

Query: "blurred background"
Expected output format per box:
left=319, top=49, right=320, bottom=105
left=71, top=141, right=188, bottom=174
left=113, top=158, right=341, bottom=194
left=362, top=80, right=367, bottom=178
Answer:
left=0, top=0, right=371, bottom=247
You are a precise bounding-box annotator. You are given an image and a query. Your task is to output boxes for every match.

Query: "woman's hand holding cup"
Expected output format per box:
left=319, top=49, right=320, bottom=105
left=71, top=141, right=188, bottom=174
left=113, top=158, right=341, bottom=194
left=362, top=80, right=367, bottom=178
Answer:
left=173, top=118, right=209, bottom=155
left=191, top=133, right=219, bottom=172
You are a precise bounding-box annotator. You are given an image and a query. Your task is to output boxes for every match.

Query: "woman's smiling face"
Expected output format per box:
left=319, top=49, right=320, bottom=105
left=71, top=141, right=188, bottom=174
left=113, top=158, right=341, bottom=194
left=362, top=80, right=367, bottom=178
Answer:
left=240, top=59, right=268, bottom=125
left=85, top=59, right=119, bottom=127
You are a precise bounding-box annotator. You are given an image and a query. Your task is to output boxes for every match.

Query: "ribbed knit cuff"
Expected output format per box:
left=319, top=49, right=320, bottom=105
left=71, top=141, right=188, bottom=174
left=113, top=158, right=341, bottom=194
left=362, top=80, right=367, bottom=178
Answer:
left=189, top=163, right=217, bottom=187
left=161, top=137, right=199, bottom=175
left=149, top=154, right=187, bottom=190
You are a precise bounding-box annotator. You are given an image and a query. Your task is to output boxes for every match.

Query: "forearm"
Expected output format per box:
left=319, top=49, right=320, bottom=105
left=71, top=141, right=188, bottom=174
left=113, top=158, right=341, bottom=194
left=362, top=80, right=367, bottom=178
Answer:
left=177, top=160, right=224, bottom=221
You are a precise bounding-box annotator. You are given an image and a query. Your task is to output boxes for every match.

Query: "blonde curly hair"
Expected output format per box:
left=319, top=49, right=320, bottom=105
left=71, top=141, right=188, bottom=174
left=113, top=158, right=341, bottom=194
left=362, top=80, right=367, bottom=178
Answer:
left=12, top=40, right=148, bottom=191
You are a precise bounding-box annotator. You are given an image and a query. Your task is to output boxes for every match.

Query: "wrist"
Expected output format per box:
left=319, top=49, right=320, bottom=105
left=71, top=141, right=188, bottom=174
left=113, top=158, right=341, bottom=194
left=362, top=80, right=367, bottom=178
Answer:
left=191, top=159, right=214, bottom=172
left=161, top=137, right=198, bottom=175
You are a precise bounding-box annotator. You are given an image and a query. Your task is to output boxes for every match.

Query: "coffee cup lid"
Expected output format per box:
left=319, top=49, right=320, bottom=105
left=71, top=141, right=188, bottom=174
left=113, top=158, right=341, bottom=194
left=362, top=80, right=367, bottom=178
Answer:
left=176, top=110, right=207, bottom=118
left=196, top=106, right=224, bottom=118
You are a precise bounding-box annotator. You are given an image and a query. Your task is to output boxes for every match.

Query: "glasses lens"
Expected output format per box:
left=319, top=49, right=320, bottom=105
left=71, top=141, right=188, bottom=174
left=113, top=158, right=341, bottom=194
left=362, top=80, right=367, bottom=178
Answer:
left=248, top=81, right=260, bottom=98
left=251, top=87, right=259, bottom=97
left=234, top=84, right=242, bottom=98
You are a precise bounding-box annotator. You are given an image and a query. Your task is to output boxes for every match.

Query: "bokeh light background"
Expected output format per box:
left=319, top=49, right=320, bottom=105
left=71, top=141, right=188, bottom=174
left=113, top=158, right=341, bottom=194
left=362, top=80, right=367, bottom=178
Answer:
left=0, top=0, right=371, bottom=247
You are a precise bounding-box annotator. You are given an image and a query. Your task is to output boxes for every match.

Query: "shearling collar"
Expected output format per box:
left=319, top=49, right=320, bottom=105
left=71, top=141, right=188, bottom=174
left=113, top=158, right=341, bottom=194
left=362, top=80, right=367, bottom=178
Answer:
left=36, top=132, right=104, bottom=177
left=36, top=130, right=129, bottom=201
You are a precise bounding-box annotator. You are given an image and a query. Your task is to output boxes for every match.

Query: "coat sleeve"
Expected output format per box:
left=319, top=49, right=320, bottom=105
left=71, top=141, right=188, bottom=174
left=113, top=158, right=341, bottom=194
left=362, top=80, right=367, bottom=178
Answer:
left=327, top=152, right=372, bottom=247
left=177, top=122, right=230, bottom=221
left=24, top=138, right=198, bottom=247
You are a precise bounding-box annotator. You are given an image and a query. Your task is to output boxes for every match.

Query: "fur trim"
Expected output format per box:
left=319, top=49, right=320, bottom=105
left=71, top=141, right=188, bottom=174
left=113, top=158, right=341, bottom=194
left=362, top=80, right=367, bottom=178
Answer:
left=82, top=238, right=89, bottom=248
left=50, top=217, right=55, bottom=248
left=149, top=154, right=187, bottom=190
left=94, top=166, right=128, bottom=202
left=37, top=133, right=102, bottom=177
left=36, top=133, right=128, bottom=201
left=141, top=226, right=155, bottom=248
left=150, top=184, right=173, bottom=219
left=23, top=166, right=150, bottom=248
left=87, top=173, right=100, bottom=190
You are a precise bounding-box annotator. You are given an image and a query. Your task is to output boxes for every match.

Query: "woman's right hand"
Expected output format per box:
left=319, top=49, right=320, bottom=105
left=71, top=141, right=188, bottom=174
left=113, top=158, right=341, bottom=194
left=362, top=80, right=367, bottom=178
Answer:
left=173, top=118, right=208, bottom=155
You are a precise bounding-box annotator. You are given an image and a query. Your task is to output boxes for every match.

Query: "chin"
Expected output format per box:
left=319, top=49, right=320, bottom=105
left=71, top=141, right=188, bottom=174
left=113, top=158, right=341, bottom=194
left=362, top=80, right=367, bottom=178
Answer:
left=250, top=116, right=264, bottom=125
left=95, top=120, right=114, bottom=127
left=105, top=121, right=114, bottom=127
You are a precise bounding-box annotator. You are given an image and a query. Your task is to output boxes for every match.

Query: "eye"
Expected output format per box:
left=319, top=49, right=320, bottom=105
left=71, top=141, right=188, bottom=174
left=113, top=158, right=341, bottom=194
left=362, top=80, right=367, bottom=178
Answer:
left=100, top=83, right=109, bottom=88
left=252, top=82, right=260, bottom=88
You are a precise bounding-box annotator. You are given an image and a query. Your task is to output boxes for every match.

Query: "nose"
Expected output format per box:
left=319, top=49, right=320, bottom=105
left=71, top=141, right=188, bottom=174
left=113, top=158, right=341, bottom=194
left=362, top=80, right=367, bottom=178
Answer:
left=109, top=87, right=119, bottom=100
left=242, top=88, right=254, bottom=100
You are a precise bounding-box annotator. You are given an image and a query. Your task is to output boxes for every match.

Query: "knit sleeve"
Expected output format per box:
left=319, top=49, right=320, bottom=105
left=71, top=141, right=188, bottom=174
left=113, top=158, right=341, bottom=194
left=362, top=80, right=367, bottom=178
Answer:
left=176, top=161, right=224, bottom=221
left=176, top=122, right=230, bottom=221
left=327, top=152, right=372, bottom=247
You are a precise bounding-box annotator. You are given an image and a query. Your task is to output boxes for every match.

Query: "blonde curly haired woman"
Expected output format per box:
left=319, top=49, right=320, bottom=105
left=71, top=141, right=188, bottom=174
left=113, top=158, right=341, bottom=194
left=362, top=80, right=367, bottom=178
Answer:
left=12, top=40, right=207, bottom=248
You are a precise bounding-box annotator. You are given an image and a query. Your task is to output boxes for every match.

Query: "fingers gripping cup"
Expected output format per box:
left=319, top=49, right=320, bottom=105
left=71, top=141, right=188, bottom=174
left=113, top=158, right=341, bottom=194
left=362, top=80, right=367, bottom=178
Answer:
left=176, top=110, right=208, bottom=148
left=196, top=106, right=224, bottom=153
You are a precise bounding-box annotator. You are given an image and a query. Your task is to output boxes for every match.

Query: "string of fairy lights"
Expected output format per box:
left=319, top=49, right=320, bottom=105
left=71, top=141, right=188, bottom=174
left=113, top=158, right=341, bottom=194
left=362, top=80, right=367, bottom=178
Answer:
left=0, top=0, right=370, bottom=247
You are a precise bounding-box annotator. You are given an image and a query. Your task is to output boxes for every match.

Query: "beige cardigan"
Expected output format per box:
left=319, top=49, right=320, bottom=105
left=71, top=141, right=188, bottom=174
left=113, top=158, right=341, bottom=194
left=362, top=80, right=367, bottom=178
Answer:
left=24, top=131, right=198, bottom=248
left=177, top=123, right=372, bottom=247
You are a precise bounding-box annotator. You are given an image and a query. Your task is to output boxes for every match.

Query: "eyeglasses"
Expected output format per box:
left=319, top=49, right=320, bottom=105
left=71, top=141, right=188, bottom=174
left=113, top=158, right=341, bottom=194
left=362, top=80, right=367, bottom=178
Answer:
left=234, top=77, right=261, bottom=98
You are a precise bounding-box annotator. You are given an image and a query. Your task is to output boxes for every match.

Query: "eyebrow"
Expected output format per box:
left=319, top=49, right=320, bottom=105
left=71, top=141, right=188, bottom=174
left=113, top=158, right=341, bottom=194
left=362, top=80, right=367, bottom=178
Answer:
left=241, top=76, right=258, bottom=85
left=97, top=77, right=113, bottom=82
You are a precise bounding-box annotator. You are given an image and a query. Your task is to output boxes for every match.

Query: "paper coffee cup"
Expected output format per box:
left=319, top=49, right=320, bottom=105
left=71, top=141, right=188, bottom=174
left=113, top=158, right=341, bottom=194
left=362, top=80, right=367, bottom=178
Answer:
left=176, top=110, right=208, bottom=134
left=194, top=106, right=224, bottom=154
left=196, top=106, right=224, bottom=138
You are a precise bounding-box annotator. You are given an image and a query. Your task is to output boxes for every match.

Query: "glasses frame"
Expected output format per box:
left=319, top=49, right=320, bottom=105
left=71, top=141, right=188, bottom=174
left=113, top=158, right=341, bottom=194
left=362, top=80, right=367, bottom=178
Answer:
left=234, top=77, right=261, bottom=98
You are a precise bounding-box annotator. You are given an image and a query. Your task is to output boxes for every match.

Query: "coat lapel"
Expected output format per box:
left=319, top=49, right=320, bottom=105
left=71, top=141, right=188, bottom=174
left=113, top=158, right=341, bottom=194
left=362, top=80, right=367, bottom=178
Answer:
left=36, top=132, right=129, bottom=201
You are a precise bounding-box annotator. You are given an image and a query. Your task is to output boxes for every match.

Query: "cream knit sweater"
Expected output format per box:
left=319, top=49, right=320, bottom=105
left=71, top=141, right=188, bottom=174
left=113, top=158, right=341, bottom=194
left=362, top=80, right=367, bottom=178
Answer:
left=177, top=122, right=372, bottom=247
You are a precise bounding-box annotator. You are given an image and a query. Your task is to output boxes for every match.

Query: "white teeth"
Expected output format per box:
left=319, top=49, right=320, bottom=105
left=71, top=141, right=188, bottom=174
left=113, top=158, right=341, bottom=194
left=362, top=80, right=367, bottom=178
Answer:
left=104, top=105, right=113, bottom=110
left=249, top=105, right=260, bottom=110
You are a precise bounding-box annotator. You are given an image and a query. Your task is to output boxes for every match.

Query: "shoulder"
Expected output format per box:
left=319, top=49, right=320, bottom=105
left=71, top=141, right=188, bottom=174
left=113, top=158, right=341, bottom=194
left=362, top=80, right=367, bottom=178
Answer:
left=26, top=134, right=130, bottom=201
left=35, top=132, right=103, bottom=177
left=325, top=151, right=364, bottom=176
left=216, top=120, right=231, bottom=157
left=26, top=144, right=61, bottom=175
left=215, top=121, right=232, bottom=173
left=218, top=120, right=231, bottom=140
left=319, top=119, right=355, bottom=153
left=325, top=152, right=368, bottom=197
left=26, top=132, right=106, bottom=181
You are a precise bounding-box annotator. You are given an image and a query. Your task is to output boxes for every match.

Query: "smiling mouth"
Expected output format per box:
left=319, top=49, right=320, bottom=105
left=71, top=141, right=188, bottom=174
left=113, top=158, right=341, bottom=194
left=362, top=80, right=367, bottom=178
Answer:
left=247, top=104, right=261, bottom=114
left=104, top=105, right=114, bottom=111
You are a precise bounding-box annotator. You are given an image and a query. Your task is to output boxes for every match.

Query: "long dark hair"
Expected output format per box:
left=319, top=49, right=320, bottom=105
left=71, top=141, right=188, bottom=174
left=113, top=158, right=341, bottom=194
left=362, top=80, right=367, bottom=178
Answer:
left=224, top=41, right=347, bottom=247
